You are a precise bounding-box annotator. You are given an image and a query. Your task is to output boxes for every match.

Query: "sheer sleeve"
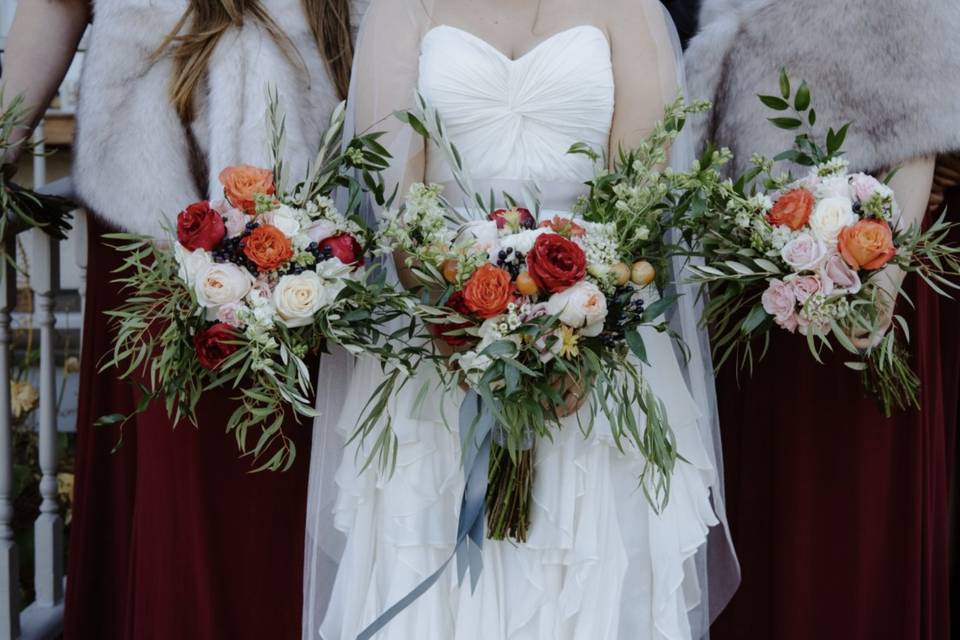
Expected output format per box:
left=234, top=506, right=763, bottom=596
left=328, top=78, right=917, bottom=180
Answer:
left=346, top=0, right=434, bottom=204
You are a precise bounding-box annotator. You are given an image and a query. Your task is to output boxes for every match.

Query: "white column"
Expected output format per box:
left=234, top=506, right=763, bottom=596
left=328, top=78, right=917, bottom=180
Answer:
left=31, top=123, right=46, bottom=189
left=0, top=239, right=20, bottom=640
left=30, top=229, right=62, bottom=606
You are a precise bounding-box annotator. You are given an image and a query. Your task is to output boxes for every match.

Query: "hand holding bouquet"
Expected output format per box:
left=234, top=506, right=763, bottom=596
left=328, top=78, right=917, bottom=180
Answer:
left=675, top=73, right=960, bottom=414
left=101, top=97, right=419, bottom=470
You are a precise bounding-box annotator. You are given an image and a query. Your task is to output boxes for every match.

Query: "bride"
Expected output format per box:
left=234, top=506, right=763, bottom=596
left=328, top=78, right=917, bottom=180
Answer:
left=304, top=1, right=736, bottom=638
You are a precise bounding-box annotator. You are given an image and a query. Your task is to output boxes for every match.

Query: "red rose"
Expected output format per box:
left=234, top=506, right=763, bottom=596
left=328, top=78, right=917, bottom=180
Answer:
left=427, top=291, right=476, bottom=347
left=526, top=233, right=587, bottom=293
left=489, top=207, right=536, bottom=231
left=177, top=201, right=226, bottom=251
left=193, top=323, right=240, bottom=370
left=319, top=233, right=364, bottom=269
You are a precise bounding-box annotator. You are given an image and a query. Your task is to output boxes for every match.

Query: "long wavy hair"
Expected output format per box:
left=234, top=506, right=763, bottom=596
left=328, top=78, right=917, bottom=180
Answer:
left=154, top=0, right=353, bottom=121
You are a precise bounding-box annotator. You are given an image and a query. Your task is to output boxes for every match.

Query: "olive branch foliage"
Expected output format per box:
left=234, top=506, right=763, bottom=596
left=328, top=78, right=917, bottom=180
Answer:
left=671, top=70, right=960, bottom=415
left=97, top=94, right=424, bottom=471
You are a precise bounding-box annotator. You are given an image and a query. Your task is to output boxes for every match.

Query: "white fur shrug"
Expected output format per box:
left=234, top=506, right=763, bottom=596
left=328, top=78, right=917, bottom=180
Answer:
left=685, top=0, right=960, bottom=174
left=74, top=0, right=368, bottom=237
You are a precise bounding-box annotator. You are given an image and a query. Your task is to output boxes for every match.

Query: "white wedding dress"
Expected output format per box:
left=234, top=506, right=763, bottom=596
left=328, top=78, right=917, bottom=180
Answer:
left=304, top=4, right=734, bottom=640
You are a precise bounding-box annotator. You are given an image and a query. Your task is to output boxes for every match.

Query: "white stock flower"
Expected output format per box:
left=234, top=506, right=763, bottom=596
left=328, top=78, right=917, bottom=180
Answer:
left=814, top=176, right=852, bottom=201
left=545, top=280, right=608, bottom=337
left=808, top=196, right=857, bottom=246
left=195, top=263, right=254, bottom=316
left=273, top=271, right=332, bottom=328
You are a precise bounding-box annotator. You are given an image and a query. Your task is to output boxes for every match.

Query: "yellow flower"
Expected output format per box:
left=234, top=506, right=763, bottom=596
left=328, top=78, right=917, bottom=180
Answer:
left=10, top=381, right=39, bottom=419
left=557, top=325, right=580, bottom=359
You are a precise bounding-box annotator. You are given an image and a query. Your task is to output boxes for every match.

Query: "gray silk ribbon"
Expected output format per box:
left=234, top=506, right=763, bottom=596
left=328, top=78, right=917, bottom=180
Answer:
left=355, top=390, right=492, bottom=640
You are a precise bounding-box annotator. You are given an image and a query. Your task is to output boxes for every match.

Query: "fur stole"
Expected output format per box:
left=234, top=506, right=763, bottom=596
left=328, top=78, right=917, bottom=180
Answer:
left=684, top=0, right=960, bottom=174
left=74, top=0, right=368, bottom=237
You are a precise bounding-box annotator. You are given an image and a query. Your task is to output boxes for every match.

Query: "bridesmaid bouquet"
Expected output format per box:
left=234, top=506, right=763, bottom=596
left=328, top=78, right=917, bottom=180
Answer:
left=368, top=97, right=706, bottom=540
left=675, top=73, right=960, bottom=415
left=1, top=90, right=74, bottom=244
left=101, top=98, right=419, bottom=470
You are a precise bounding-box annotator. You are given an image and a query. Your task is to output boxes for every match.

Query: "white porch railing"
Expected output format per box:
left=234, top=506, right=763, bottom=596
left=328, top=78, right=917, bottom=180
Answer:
left=0, top=175, right=84, bottom=640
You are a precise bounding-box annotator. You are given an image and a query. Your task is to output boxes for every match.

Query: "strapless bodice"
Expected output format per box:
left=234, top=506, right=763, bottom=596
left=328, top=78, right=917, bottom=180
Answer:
left=418, top=25, right=614, bottom=206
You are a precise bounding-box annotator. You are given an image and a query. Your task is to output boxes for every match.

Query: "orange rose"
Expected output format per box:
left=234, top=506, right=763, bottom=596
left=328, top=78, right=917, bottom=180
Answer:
left=242, top=224, right=293, bottom=272
left=768, top=188, right=814, bottom=230
left=463, top=264, right=514, bottom=319
left=219, top=165, right=275, bottom=214
left=838, top=219, right=896, bottom=271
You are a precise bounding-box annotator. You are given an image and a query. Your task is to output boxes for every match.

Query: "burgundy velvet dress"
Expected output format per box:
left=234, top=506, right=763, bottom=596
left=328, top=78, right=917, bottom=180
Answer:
left=63, top=214, right=314, bottom=640
left=712, top=200, right=958, bottom=639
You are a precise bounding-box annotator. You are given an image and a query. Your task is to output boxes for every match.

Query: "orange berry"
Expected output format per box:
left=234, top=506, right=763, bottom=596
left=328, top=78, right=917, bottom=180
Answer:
left=442, top=259, right=459, bottom=284
left=611, top=262, right=630, bottom=286
left=515, top=271, right=539, bottom=296
left=631, top=260, right=655, bottom=286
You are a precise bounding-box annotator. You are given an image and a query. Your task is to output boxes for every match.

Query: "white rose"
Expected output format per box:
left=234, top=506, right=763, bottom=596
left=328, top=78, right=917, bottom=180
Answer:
left=458, top=220, right=500, bottom=252
left=316, top=256, right=354, bottom=282
left=808, top=197, right=857, bottom=246
left=194, top=263, right=254, bottom=317
left=495, top=228, right=549, bottom=256
left=814, top=176, right=852, bottom=200
left=175, top=243, right=213, bottom=285
left=302, top=219, right=339, bottom=244
left=273, top=271, right=333, bottom=328
left=545, top=280, right=608, bottom=337
left=260, top=205, right=303, bottom=238
left=780, top=233, right=827, bottom=272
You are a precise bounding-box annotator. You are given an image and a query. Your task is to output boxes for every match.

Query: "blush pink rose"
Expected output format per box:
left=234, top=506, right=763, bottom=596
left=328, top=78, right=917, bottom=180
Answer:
left=780, top=234, right=827, bottom=272
left=761, top=279, right=799, bottom=332
left=303, top=219, right=339, bottom=244
left=216, top=302, right=244, bottom=327
left=850, top=173, right=882, bottom=202
left=789, top=275, right=821, bottom=304
left=818, top=254, right=862, bottom=295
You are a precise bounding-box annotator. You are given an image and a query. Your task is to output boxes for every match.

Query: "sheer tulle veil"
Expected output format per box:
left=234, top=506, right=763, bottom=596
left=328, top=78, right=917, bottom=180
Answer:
left=302, top=3, right=739, bottom=637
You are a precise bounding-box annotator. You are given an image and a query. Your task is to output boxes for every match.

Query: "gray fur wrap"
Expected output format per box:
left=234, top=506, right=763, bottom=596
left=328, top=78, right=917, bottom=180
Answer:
left=74, top=0, right=368, bottom=237
left=684, top=0, right=960, bottom=175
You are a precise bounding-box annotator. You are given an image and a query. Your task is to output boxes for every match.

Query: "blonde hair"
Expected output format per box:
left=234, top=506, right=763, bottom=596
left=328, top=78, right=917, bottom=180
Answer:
left=155, top=0, right=353, bottom=121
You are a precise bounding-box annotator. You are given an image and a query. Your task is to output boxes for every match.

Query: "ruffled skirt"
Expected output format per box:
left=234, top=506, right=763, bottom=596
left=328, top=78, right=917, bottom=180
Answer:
left=318, top=325, right=719, bottom=640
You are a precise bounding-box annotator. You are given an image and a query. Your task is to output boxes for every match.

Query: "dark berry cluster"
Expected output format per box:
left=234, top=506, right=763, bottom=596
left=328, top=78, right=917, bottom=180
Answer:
left=282, top=243, right=335, bottom=276
left=495, top=247, right=526, bottom=280
left=599, top=287, right=646, bottom=347
left=211, top=220, right=261, bottom=276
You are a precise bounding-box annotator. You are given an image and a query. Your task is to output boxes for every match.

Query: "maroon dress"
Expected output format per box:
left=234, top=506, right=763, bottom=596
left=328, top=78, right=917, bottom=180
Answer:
left=711, top=203, right=957, bottom=639
left=63, top=214, right=314, bottom=640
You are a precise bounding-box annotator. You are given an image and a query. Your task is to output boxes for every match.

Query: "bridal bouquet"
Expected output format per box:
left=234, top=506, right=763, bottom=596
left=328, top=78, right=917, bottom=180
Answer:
left=675, top=73, right=960, bottom=414
left=101, top=98, right=418, bottom=470
left=368, top=97, right=706, bottom=540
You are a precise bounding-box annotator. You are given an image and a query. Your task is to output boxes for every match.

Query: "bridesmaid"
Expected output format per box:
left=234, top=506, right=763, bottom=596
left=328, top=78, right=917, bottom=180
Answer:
left=685, top=0, right=960, bottom=639
left=1, top=0, right=365, bottom=638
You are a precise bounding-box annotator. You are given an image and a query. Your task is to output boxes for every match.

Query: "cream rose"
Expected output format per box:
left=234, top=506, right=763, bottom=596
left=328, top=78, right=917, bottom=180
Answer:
left=273, top=271, right=336, bottom=327
left=545, top=280, right=608, bottom=336
left=194, top=263, right=254, bottom=315
left=814, top=176, right=852, bottom=201
left=458, top=220, right=500, bottom=252
left=809, top=196, right=857, bottom=246
left=302, top=219, right=339, bottom=244
left=781, top=233, right=827, bottom=272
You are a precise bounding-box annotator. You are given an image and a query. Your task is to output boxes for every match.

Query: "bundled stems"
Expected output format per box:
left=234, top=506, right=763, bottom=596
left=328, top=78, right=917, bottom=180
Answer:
left=485, top=442, right=535, bottom=542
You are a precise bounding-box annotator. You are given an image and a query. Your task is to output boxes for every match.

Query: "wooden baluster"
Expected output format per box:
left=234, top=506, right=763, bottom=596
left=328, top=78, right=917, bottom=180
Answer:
left=31, top=229, right=63, bottom=606
left=0, top=239, right=20, bottom=640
